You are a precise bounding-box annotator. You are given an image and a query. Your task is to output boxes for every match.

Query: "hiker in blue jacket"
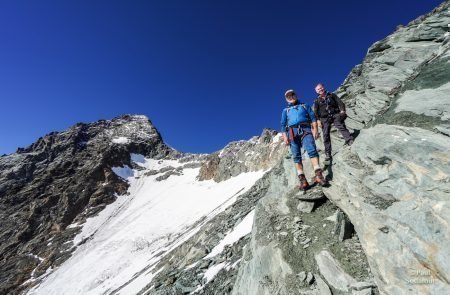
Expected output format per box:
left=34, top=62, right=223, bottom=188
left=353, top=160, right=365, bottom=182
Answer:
left=281, top=89, right=327, bottom=190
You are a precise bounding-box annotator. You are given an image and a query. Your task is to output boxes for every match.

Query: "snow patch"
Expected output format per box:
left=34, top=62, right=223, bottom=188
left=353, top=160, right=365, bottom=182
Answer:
left=227, top=258, right=242, bottom=270
left=67, top=223, right=81, bottom=229
left=130, top=153, right=146, bottom=164
left=112, top=137, right=130, bottom=144
left=272, top=133, right=282, bottom=143
left=205, top=210, right=255, bottom=259
left=30, top=156, right=265, bottom=295
left=248, top=136, right=259, bottom=144
left=112, top=165, right=134, bottom=180
left=204, top=262, right=226, bottom=283
left=21, top=255, right=46, bottom=286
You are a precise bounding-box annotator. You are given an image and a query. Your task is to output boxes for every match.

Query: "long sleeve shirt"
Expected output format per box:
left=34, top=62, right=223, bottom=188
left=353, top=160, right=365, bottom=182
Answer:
left=313, top=92, right=346, bottom=119
left=280, top=101, right=316, bottom=132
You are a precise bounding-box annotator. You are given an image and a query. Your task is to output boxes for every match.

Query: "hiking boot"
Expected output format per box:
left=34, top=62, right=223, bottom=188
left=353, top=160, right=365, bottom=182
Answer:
left=298, top=174, right=309, bottom=191
left=314, top=169, right=328, bottom=186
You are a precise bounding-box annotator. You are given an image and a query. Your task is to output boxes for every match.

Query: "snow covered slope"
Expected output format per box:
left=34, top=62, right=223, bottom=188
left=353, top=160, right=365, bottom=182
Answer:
left=28, top=154, right=265, bottom=295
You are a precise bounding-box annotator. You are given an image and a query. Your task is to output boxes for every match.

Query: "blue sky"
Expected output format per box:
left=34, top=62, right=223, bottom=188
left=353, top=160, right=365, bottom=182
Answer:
left=0, top=0, right=444, bottom=155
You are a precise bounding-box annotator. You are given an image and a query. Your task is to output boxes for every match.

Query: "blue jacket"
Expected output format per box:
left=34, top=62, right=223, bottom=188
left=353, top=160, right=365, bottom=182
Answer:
left=280, top=101, right=316, bottom=132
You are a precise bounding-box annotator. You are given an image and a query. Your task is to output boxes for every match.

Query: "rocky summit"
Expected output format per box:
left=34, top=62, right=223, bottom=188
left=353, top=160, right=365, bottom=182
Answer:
left=1, top=1, right=450, bottom=295
left=0, top=115, right=176, bottom=293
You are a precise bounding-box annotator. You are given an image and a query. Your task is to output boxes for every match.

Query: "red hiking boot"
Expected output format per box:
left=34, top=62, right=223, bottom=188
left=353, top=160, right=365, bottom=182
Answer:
left=314, top=169, right=328, bottom=186
left=298, top=174, right=309, bottom=191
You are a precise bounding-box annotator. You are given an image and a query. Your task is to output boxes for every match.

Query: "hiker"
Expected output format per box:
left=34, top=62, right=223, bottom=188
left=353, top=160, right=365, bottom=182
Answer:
left=313, top=83, right=354, bottom=163
left=281, top=89, right=327, bottom=190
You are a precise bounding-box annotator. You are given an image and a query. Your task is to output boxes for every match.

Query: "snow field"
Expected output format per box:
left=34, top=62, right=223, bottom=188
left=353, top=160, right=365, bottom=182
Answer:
left=29, top=154, right=264, bottom=295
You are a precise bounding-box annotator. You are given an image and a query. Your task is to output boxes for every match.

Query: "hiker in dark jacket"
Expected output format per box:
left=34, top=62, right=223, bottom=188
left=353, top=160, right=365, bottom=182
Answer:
left=313, top=83, right=354, bottom=162
left=281, top=89, right=327, bottom=190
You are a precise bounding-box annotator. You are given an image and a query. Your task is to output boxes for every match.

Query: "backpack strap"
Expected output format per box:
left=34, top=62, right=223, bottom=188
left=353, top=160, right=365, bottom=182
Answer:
left=299, top=104, right=312, bottom=123
left=286, top=104, right=312, bottom=123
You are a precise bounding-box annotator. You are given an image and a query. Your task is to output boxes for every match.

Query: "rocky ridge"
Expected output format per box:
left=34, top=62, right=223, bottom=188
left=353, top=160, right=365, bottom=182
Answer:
left=0, top=114, right=286, bottom=294
left=0, top=115, right=179, bottom=294
left=232, top=158, right=374, bottom=295
left=135, top=156, right=373, bottom=295
left=197, top=129, right=284, bottom=182
left=336, top=1, right=450, bottom=132
left=227, top=1, right=450, bottom=294
left=1, top=2, right=449, bottom=295
left=320, top=1, right=450, bottom=294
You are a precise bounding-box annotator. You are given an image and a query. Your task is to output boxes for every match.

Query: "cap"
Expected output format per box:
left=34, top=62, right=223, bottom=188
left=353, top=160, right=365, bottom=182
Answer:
left=284, top=89, right=296, bottom=98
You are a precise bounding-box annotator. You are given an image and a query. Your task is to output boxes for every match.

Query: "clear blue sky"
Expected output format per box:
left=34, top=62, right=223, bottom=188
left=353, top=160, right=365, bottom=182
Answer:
left=0, top=0, right=444, bottom=155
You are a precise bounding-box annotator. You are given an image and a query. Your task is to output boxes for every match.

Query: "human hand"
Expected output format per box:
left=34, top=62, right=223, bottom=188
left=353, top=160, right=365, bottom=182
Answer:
left=282, top=134, right=290, bottom=145
left=313, top=129, right=319, bottom=140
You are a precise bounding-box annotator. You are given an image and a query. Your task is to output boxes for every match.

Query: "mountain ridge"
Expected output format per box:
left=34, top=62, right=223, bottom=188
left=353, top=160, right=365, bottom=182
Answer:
left=1, top=1, right=449, bottom=294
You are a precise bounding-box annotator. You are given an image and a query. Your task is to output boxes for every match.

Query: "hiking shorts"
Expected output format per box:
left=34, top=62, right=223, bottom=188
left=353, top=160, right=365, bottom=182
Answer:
left=289, top=129, right=319, bottom=163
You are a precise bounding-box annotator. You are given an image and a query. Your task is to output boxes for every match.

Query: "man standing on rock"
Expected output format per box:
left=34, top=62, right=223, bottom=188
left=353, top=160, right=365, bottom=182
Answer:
left=281, top=89, right=327, bottom=190
left=313, top=83, right=354, bottom=163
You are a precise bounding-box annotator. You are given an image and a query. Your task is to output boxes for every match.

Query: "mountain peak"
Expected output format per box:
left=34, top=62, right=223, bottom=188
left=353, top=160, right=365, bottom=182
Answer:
left=16, top=114, right=170, bottom=158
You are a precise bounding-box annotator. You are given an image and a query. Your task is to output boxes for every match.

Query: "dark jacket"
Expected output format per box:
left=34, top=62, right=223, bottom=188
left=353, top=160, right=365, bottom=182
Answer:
left=313, top=92, right=346, bottom=119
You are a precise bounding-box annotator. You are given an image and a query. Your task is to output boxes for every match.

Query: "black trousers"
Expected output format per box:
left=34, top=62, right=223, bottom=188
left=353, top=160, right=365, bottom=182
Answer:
left=321, top=113, right=353, bottom=155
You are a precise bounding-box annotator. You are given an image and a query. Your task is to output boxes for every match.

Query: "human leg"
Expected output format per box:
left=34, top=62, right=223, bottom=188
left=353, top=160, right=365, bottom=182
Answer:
left=290, top=138, right=309, bottom=190
left=302, top=133, right=328, bottom=186
left=321, top=118, right=332, bottom=158
left=333, top=115, right=353, bottom=144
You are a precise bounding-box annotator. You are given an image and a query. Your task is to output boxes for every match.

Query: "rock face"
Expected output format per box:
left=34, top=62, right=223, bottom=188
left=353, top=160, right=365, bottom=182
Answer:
left=232, top=2, right=450, bottom=295
left=1, top=2, right=450, bottom=295
left=0, top=114, right=285, bottom=294
left=321, top=1, right=450, bottom=294
left=326, top=124, right=450, bottom=294
left=232, top=157, right=373, bottom=295
left=335, top=1, right=450, bottom=131
left=0, top=115, right=176, bottom=294
left=197, top=129, right=285, bottom=182
left=131, top=132, right=287, bottom=295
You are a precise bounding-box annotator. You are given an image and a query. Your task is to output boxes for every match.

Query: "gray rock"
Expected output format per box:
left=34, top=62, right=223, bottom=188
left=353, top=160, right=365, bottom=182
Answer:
left=325, top=125, right=450, bottom=294
left=155, top=169, right=183, bottom=181
left=395, top=76, right=450, bottom=120
left=300, top=238, right=311, bottom=245
left=350, top=281, right=377, bottom=291
left=198, top=260, right=211, bottom=269
left=352, top=288, right=373, bottom=295
left=294, top=186, right=326, bottom=201
left=306, top=272, right=315, bottom=285
left=297, top=201, right=315, bottom=213
left=324, top=210, right=338, bottom=223
left=197, top=129, right=285, bottom=182
left=315, top=274, right=332, bottom=295
left=334, top=210, right=354, bottom=241
left=315, top=250, right=357, bottom=292
left=298, top=271, right=307, bottom=282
